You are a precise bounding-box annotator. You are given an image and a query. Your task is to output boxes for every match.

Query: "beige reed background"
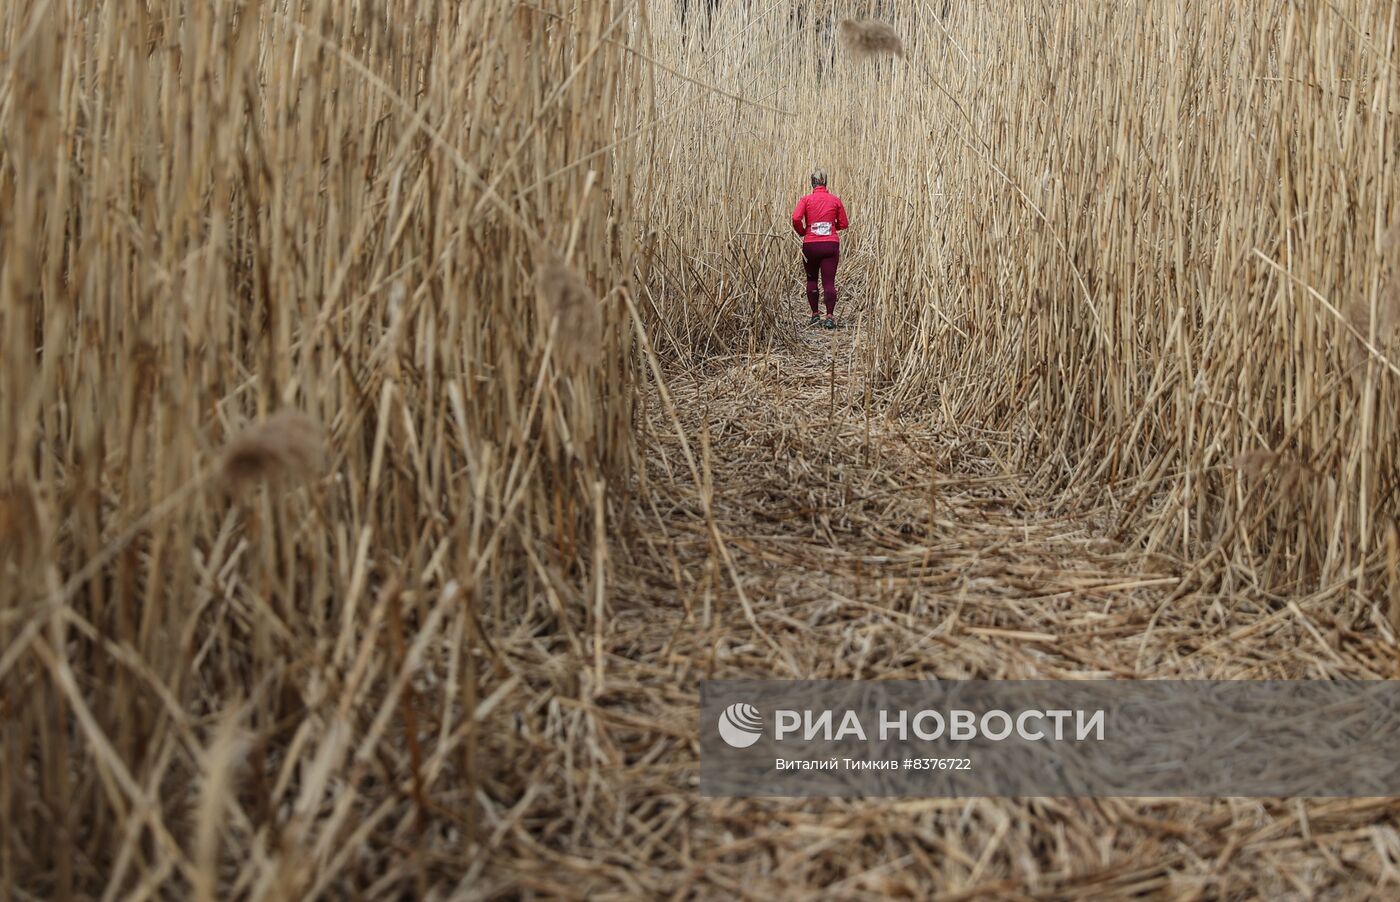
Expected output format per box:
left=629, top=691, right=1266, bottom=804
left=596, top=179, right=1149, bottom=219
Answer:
left=3, top=0, right=1400, bottom=896
left=1, top=1, right=645, bottom=895
left=639, top=0, right=1400, bottom=598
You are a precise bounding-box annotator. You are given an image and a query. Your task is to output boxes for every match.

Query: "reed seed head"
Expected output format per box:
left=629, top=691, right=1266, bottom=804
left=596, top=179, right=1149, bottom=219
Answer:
left=1233, top=449, right=1312, bottom=491
left=1379, top=224, right=1400, bottom=340
left=1347, top=225, right=1400, bottom=342
left=536, top=255, right=602, bottom=369
left=221, top=410, right=326, bottom=488
left=1232, top=450, right=1280, bottom=478
left=839, top=19, right=904, bottom=59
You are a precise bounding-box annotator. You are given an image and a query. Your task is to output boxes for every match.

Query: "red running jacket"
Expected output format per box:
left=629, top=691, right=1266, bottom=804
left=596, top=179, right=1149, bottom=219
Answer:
left=791, top=186, right=849, bottom=244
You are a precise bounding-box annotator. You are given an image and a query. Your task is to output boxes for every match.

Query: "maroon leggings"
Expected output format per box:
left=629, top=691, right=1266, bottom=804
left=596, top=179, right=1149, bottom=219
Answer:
left=802, top=242, right=840, bottom=315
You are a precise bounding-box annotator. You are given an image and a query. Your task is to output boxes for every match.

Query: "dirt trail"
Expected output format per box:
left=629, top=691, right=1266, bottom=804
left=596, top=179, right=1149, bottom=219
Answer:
left=480, top=318, right=1400, bottom=898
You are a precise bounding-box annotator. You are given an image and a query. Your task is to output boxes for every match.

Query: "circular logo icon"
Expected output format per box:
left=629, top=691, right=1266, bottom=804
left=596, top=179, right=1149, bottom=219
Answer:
left=717, top=702, right=763, bottom=748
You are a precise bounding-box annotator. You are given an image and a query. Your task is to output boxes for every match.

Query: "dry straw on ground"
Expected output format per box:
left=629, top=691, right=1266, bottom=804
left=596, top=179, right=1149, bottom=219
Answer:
left=4, top=0, right=1400, bottom=898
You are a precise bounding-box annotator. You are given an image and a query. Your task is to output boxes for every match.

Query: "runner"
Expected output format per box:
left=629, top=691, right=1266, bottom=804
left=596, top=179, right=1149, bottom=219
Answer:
left=791, top=169, right=849, bottom=328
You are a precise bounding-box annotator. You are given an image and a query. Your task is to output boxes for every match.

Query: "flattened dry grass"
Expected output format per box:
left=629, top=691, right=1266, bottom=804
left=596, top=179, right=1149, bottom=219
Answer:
left=462, top=317, right=1400, bottom=897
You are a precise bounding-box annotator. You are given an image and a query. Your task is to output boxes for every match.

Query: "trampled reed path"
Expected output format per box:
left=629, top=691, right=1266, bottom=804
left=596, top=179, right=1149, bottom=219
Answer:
left=462, top=314, right=1400, bottom=897
left=4, top=0, right=1400, bottom=896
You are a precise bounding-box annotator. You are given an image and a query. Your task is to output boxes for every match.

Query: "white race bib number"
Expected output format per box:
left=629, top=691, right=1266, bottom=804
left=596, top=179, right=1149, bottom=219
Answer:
left=811, top=221, right=834, bottom=236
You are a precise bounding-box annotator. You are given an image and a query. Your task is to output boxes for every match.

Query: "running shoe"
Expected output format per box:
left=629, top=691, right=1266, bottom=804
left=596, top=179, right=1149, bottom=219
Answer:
left=809, top=314, right=822, bottom=326
left=824, top=317, right=836, bottom=329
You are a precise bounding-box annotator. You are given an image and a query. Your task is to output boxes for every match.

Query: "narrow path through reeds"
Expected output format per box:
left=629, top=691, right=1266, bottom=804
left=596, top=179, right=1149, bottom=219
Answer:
left=630, top=315, right=1395, bottom=682
left=480, top=311, right=1400, bottom=898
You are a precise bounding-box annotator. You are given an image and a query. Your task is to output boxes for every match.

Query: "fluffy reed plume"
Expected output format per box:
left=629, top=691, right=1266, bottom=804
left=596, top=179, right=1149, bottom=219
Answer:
left=1378, top=224, right=1400, bottom=340
left=839, top=19, right=904, bottom=59
left=1343, top=225, right=1400, bottom=363
left=220, top=410, right=326, bottom=488
left=1233, top=449, right=1312, bottom=491
left=536, top=255, right=602, bottom=369
left=1232, top=450, right=1282, bottom=477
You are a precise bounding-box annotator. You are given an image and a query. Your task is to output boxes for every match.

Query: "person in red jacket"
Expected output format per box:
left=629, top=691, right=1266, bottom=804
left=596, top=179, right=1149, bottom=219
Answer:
left=791, top=169, right=849, bottom=328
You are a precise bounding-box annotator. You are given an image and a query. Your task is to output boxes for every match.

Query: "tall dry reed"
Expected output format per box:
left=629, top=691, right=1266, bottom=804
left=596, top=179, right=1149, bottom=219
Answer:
left=1, top=0, right=642, bottom=895
left=634, top=0, right=1400, bottom=596
left=6, top=0, right=1400, bottom=895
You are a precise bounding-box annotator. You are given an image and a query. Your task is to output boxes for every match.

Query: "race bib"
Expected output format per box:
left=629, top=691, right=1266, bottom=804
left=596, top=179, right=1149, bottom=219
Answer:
left=812, top=221, right=834, bottom=237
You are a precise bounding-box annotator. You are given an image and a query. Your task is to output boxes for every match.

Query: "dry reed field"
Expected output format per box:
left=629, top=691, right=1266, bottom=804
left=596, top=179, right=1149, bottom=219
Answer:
left=4, top=0, right=1400, bottom=898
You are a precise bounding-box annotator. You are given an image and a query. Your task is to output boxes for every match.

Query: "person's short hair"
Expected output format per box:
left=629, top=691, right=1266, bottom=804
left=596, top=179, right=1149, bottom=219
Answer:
left=810, top=169, right=827, bottom=187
